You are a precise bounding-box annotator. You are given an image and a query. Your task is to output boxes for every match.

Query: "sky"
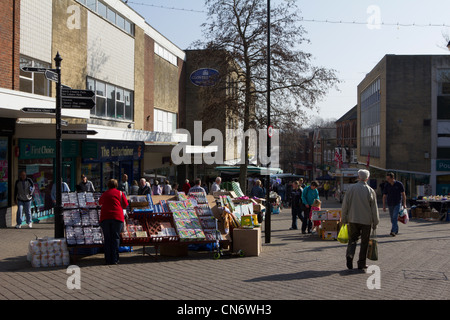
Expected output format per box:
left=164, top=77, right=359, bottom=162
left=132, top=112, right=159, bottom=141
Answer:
left=126, top=0, right=450, bottom=122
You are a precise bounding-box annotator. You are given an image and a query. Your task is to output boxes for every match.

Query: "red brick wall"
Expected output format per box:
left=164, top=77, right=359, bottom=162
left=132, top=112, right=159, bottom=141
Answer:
left=0, top=0, right=20, bottom=90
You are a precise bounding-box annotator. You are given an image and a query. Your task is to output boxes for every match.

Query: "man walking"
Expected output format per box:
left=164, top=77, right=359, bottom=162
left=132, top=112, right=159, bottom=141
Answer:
left=289, top=181, right=303, bottom=230
left=341, top=169, right=379, bottom=271
left=14, top=171, right=35, bottom=229
left=383, top=172, right=406, bottom=237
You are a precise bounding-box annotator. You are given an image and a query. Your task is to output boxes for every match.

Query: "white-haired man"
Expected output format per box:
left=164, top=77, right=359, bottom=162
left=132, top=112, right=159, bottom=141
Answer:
left=341, top=169, right=379, bottom=271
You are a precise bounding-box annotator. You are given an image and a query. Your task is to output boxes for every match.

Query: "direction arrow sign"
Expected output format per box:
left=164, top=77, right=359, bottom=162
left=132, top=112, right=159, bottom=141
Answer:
left=22, top=107, right=55, bottom=114
left=62, top=130, right=97, bottom=135
left=45, top=69, right=58, bottom=82
left=62, top=97, right=95, bottom=109
left=21, top=67, right=50, bottom=73
left=62, top=89, right=95, bottom=98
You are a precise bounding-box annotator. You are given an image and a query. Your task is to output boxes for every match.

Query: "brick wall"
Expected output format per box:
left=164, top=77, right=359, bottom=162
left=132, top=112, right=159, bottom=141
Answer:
left=0, top=0, right=20, bottom=90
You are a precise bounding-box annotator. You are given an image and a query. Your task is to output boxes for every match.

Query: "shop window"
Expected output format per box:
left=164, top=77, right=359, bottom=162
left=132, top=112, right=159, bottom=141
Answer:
left=19, top=56, right=51, bottom=97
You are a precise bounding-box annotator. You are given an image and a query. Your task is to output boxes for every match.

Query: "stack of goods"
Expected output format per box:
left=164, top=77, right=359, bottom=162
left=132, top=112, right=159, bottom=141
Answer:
left=148, top=220, right=178, bottom=242
left=62, top=192, right=79, bottom=208
left=311, top=209, right=341, bottom=240
left=121, top=217, right=149, bottom=242
left=64, top=209, right=103, bottom=245
left=28, top=238, right=70, bottom=268
left=170, top=201, right=206, bottom=241
left=128, top=195, right=153, bottom=213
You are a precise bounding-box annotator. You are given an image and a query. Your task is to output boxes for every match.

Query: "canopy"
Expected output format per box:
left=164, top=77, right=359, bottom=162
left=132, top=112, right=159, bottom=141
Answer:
left=316, top=174, right=335, bottom=180
left=215, top=165, right=283, bottom=175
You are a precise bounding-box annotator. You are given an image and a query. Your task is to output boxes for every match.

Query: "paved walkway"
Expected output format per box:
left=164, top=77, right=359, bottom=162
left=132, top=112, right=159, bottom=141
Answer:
left=1, top=198, right=449, bottom=301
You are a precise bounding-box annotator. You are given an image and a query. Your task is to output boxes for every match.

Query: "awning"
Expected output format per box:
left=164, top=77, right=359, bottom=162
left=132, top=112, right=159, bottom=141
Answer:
left=215, top=165, right=283, bottom=175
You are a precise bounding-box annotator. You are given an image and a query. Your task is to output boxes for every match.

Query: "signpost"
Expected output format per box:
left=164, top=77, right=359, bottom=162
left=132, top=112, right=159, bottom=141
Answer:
left=62, top=130, right=97, bottom=135
left=22, top=107, right=55, bottom=114
left=21, top=55, right=96, bottom=238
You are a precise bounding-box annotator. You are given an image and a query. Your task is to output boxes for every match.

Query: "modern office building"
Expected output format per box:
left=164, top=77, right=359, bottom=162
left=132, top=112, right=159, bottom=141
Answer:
left=357, top=54, right=450, bottom=196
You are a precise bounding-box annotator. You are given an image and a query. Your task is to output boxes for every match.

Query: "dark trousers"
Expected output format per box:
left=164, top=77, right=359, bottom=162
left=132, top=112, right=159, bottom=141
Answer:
left=301, top=206, right=312, bottom=233
left=291, top=207, right=302, bottom=229
left=100, top=219, right=124, bottom=264
left=346, top=223, right=371, bottom=268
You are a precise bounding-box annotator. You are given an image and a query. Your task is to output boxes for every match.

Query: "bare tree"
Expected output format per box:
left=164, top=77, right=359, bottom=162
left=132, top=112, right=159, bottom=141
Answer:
left=190, top=0, right=339, bottom=193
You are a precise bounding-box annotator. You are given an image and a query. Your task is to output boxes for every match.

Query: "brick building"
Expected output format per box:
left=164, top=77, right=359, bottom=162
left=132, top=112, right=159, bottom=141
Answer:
left=0, top=0, right=187, bottom=226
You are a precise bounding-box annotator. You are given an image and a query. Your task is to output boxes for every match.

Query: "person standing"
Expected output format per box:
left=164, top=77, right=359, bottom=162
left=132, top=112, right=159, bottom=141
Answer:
left=250, top=179, right=265, bottom=198
left=301, top=181, right=320, bottom=234
left=182, top=179, right=191, bottom=194
left=383, top=172, right=407, bottom=237
left=341, top=169, right=379, bottom=271
left=99, top=179, right=128, bottom=265
left=51, top=179, right=70, bottom=206
left=210, top=177, right=222, bottom=195
left=118, top=174, right=129, bottom=196
left=188, top=179, right=206, bottom=195
left=163, top=180, right=172, bottom=195
left=289, top=181, right=303, bottom=230
left=130, top=180, right=139, bottom=195
left=77, top=174, right=95, bottom=193
left=137, top=178, right=151, bottom=195
left=152, top=180, right=162, bottom=195
left=14, top=171, right=35, bottom=229
left=323, top=181, right=330, bottom=200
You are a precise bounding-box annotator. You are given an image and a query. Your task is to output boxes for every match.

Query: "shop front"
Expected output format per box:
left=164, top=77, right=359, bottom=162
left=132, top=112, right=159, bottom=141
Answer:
left=81, top=141, right=144, bottom=192
left=18, top=138, right=79, bottom=216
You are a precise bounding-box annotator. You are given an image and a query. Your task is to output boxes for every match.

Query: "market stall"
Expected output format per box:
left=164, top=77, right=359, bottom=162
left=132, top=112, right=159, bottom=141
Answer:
left=311, top=209, right=342, bottom=240
left=411, top=196, right=449, bottom=221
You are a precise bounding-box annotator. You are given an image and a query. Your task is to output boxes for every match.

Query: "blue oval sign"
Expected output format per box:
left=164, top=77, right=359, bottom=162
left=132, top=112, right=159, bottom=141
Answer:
left=190, top=68, right=220, bottom=87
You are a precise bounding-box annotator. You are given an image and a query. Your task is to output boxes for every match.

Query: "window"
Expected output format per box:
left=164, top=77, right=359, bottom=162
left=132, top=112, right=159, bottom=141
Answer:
left=97, top=1, right=107, bottom=18
left=154, top=109, right=177, bottom=133
left=19, top=56, right=51, bottom=97
left=107, top=7, right=116, bottom=24
left=76, top=0, right=134, bottom=36
left=360, top=78, right=380, bottom=157
left=154, top=42, right=178, bottom=67
left=88, top=77, right=133, bottom=121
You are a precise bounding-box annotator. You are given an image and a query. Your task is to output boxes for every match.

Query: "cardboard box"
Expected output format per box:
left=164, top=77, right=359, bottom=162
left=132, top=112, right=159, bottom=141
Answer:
left=322, top=231, right=337, bottom=240
left=232, top=227, right=261, bottom=256
left=321, top=220, right=340, bottom=232
left=327, top=210, right=341, bottom=221
left=253, top=203, right=265, bottom=213
left=311, top=210, right=328, bottom=221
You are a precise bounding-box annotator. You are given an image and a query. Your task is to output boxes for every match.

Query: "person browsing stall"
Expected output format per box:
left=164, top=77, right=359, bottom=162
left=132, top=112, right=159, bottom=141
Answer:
left=99, top=179, right=129, bottom=265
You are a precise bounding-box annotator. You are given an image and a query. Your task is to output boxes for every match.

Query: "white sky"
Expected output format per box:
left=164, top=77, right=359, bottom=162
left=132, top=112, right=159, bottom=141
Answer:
left=127, top=0, right=450, bottom=122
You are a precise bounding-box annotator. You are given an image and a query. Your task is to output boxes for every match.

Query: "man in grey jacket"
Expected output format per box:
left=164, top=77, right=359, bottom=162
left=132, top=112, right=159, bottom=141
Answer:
left=341, top=169, right=379, bottom=271
left=14, top=171, right=35, bottom=229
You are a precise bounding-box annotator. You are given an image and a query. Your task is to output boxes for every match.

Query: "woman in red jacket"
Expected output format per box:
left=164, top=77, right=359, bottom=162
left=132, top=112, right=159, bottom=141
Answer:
left=99, top=179, right=129, bottom=265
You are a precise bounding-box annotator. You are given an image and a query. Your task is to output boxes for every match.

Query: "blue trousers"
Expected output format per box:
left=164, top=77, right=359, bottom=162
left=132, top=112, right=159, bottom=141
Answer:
left=388, top=204, right=401, bottom=234
left=16, top=200, right=32, bottom=225
left=100, top=219, right=124, bottom=264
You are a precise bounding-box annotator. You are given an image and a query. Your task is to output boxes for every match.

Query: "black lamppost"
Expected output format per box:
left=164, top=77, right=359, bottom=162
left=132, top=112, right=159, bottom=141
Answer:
left=264, top=0, right=271, bottom=244
left=54, top=52, right=64, bottom=238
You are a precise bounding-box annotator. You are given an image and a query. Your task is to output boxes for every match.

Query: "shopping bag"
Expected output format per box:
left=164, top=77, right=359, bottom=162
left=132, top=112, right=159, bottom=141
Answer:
left=367, top=229, right=378, bottom=261
left=398, top=206, right=409, bottom=224
left=337, top=224, right=349, bottom=244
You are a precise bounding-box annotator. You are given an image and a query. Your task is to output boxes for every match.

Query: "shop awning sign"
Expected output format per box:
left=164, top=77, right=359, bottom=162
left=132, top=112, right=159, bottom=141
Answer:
left=190, top=68, right=219, bottom=87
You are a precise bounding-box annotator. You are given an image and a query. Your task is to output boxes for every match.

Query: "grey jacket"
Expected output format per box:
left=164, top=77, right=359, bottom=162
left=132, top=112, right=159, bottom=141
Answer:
left=341, top=181, right=379, bottom=227
left=14, top=178, right=34, bottom=202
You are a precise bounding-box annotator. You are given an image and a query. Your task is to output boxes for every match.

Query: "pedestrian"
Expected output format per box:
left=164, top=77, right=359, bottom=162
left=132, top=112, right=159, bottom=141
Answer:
left=99, top=179, right=128, bottom=265
left=341, top=169, right=379, bottom=271
left=130, top=180, right=139, bottom=195
left=76, top=174, right=95, bottom=193
left=382, top=172, right=407, bottom=237
left=163, top=180, right=172, bottom=195
left=323, top=181, right=330, bottom=200
left=14, top=171, right=35, bottom=229
left=118, top=174, right=129, bottom=196
left=301, top=180, right=320, bottom=234
left=182, top=179, right=191, bottom=194
left=152, top=180, right=162, bottom=195
left=188, top=179, right=206, bottom=195
left=170, top=183, right=179, bottom=195
left=250, top=179, right=265, bottom=198
left=210, top=177, right=221, bottom=195
left=137, top=178, right=151, bottom=195
left=289, top=181, right=303, bottom=230
left=51, top=179, right=70, bottom=206
left=310, top=199, right=322, bottom=235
